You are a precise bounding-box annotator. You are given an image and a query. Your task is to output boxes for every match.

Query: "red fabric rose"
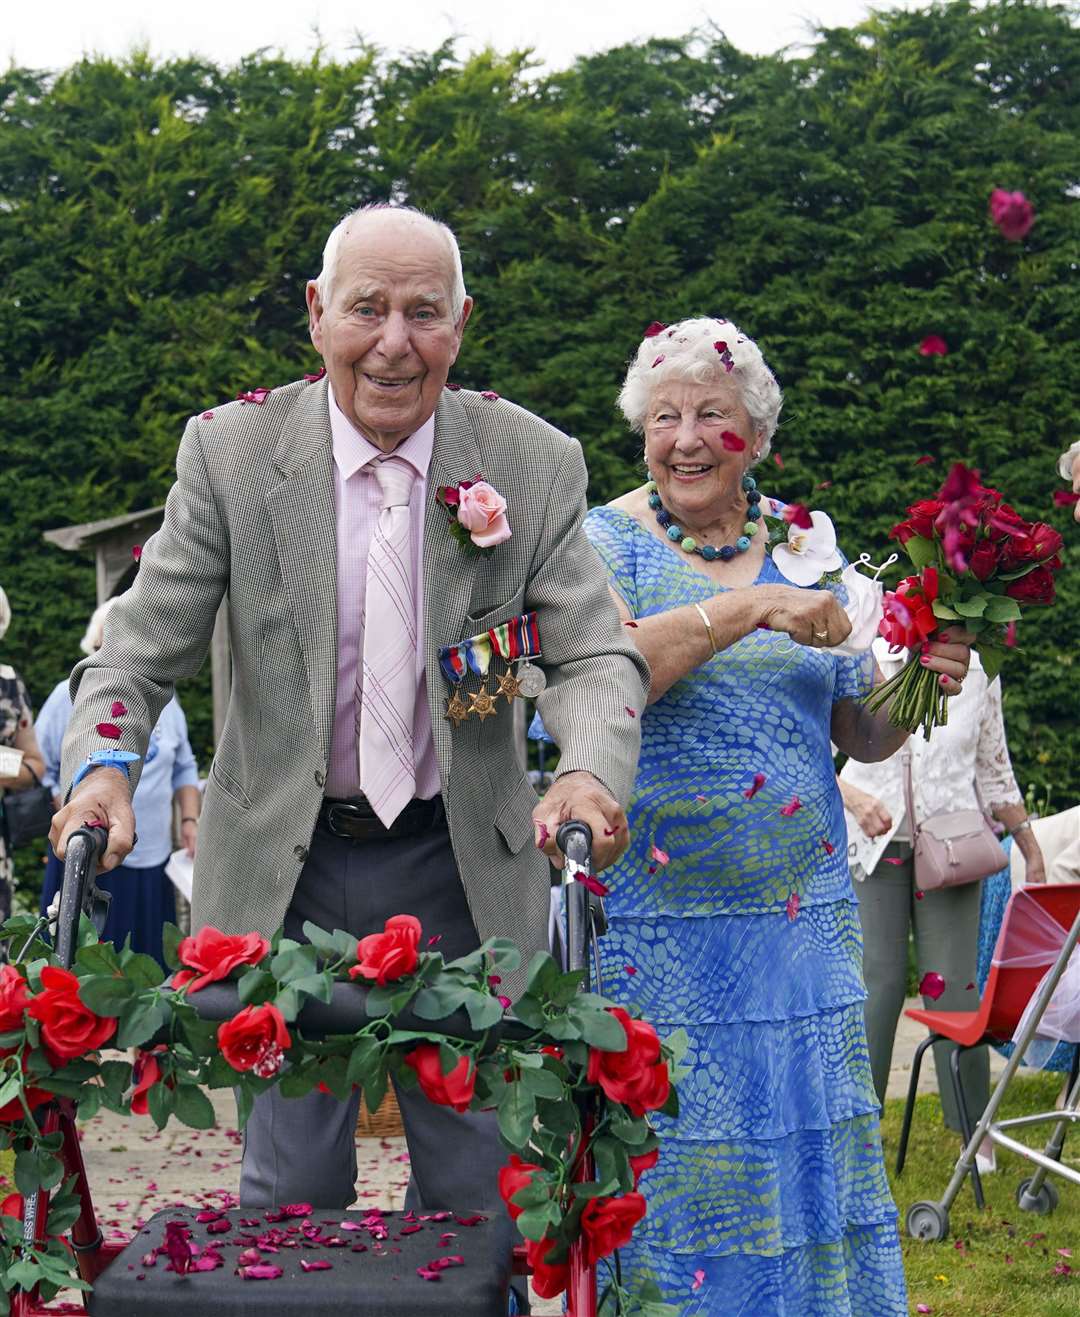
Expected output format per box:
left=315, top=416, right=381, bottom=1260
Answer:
left=498, top=1154, right=541, bottom=1220
left=217, top=1003, right=291, bottom=1077
left=586, top=1008, right=670, bottom=1117
left=173, top=927, right=270, bottom=993
left=0, top=1194, right=23, bottom=1220
left=403, top=1044, right=476, bottom=1113
left=26, top=966, right=116, bottom=1062
left=131, top=1047, right=167, bottom=1115
left=580, top=1192, right=647, bottom=1265
left=525, top=1236, right=569, bottom=1299
left=1026, top=522, right=1064, bottom=563
left=968, top=540, right=999, bottom=582
left=628, top=1147, right=660, bottom=1188
left=879, top=573, right=938, bottom=650
left=349, top=914, right=421, bottom=987
left=1005, top=566, right=1057, bottom=606
left=0, top=964, right=29, bottom=1032
left=889, top=499, right=943, bottom=545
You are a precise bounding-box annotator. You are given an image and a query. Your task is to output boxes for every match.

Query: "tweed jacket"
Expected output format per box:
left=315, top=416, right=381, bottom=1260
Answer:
left=61, top=378, right=648, bottom=980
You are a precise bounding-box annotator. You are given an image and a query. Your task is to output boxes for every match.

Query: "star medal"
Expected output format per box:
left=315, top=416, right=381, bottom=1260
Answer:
left=496, top=667, right=522, bottom=703
left=515, top=661, right=547, bottom=698
left=445, top=689, right=469, bottom=726
left=468, top=683, right=498, bottom=721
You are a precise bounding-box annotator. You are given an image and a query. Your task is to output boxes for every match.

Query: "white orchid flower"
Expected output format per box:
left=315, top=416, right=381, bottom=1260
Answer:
left=772, top=509, right=843, bottom=586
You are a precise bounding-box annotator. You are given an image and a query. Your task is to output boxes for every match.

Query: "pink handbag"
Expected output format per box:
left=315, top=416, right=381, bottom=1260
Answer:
left=902, top=749, right=1009, bottom=892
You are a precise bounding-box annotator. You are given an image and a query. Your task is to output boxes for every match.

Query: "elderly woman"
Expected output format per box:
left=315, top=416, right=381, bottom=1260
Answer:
left=36, top=597, right=201, bottom=967
left=578, top=318, right=972, bottom=1313
left=0, top=585, right=48, bottom=946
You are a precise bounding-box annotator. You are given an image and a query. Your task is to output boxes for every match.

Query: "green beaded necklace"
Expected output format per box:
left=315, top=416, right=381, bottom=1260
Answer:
left=646, top=473, right=763, bottom=562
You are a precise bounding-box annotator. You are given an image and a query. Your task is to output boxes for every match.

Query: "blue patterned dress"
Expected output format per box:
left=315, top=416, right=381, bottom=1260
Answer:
left=584, top=507, right=906, bottom=1316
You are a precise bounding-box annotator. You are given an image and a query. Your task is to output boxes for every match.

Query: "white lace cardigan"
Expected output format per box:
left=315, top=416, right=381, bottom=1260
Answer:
left=839, top=638, right=1023, bottom=876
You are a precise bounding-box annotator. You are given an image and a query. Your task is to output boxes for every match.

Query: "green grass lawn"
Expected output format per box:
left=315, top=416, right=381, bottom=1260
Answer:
left=886, top=1071, right=1080, bottom=1315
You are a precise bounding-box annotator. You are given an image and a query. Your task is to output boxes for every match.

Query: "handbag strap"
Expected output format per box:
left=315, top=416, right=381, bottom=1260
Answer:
left=901, top=745, right=919, bottom=839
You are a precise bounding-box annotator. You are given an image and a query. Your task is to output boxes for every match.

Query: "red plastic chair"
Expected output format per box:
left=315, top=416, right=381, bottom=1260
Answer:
left=895, top=883, right=1080, bottom=1208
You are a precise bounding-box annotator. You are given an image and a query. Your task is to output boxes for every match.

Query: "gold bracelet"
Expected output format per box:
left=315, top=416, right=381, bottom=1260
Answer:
left=693, top=603, right=718, bottom=655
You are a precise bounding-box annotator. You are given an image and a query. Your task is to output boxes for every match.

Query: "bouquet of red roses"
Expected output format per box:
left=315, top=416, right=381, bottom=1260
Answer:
left=863, top=463, right=1063, bottom=735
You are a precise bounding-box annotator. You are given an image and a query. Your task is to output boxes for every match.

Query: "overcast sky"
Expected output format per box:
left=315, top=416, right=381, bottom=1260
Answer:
left=6, top=0, right=934, bottom=73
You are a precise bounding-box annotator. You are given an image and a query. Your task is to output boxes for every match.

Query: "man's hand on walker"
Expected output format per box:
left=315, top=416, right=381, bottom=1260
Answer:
left=533, top=770, right=629, bottom=871
left=49, top=767, right=136, bottom=872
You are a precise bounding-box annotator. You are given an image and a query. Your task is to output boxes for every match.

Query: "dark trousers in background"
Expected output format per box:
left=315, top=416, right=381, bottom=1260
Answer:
left=238, top=804, right=514, bottom=1261
left=857, top=841, right=989, bottom=1132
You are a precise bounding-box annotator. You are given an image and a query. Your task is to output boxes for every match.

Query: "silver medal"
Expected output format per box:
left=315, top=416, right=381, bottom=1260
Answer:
left=516, top=661, right=547, bottom=698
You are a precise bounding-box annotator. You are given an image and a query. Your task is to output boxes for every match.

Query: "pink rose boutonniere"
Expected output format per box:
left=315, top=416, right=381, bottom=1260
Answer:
left=437, top=478, right=511, bottom=554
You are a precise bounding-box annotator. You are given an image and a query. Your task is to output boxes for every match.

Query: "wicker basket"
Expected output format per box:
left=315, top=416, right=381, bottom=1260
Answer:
left=355, top=1085, right=405, bottom=1139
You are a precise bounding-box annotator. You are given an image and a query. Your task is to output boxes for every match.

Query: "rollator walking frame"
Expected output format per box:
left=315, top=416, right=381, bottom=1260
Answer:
left=906, top=894, right=1080, bottom=1243
left=9, top=819, right=607, bottom=1316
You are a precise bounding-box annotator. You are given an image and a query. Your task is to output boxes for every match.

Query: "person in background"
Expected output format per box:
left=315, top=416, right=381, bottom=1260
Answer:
left=0, top=585, right=48, bottom=945
left=839, top=638, right=1043, bottom=1170
left=36, top=597, right=200, bottom=967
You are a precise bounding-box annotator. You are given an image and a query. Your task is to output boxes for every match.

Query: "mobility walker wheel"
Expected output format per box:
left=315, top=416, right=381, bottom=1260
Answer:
left=906, top=1200, right=950, bottom=1242
left=1016, top=1176, right=1060, bottom=1215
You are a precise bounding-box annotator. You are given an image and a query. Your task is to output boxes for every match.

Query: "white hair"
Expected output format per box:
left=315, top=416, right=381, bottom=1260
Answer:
left=314, top=204, right=468, bottom=322
left=80, top=596, right=119, bottom=657
left=618, top=316, right=783, bottom=459
left=0, top=586, right=9, bottom=642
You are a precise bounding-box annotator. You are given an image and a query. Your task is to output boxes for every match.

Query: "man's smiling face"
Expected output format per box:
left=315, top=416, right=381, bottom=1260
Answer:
left=306, top=211, right=472, bottom=452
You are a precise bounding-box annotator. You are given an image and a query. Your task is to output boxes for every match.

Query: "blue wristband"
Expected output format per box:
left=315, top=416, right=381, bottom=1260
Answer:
left=72, top=749, right=141, bottom=788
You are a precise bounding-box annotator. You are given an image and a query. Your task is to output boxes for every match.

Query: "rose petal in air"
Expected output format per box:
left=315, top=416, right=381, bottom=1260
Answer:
left=883, top=857, right=904, bottom=866
left=132, top=544, right=143, bottom=560
left=96, top=722, right=123, bottom=740
left=773, top=452, right=784, bottom=468
left=1053, top=490, right=1080, bottom=507
left=535, top=822, right=550, bottom=849
left=821, top=838, right=835, bottom=855
left=650, top=844, right=670, bottom=865
left=580, top=874, right=609, bottom=898
left=744, top=772, right=767, bottom=800
left=786, top=891, right=800, bottom=921
left=692, top=1268, right=706, bottom=1291
left=721, top=431, right=746, bottom=452
left=919, top=971, right=946, bottom=1000
left=304, top=366, right=327, bottom=382
left=918, top=336, right=948, bottom=357
left=782, top=504, right=814, bottom=531
left=427, top=934, right=443, bottom=946
left=779, top=796, right=802, bottom=817
left=624, top=965, right=637, bottom=975
left=915, top=455, right=936, bottom=465
left=643, top=322, right=667, bottom=338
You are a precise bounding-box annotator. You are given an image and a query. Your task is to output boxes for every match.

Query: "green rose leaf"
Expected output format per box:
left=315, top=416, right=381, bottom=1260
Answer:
left=77, top=975, right=135, bottom=1016
left=173, top=1082, right=216, bottom=1130
left=497, top=1081, right=536, bottom=1147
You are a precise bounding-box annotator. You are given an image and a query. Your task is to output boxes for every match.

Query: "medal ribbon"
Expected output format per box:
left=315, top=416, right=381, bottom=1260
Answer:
left=442, top=612, right=541, bottom=683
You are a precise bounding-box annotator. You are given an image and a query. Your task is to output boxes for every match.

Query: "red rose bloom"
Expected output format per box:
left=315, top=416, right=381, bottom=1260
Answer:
left=968, top=540, right=999, bottom=582
left=173, top=927, right=270, bottom=993
left=580, top=1192, right=647, bottom=1266
left=1026, top=522, right=1064, bottom=563
left=26, top=966, right=116, bottom=1062
left=989, top=188, right=1035, bottom=241
left=586, top=1008, right=670, bottom=1117
left=349, top=914, right=421, bottom=987
left=879, top=572, right=938, bottom=650
left=130, top=1047, right=167, bottom=1115
left=0, top=1194, right=23, bottom=1220
left=498, top=1154, right=541, bottom=1220
left=217, top=1003, right=291, bottom=1077
left=525, top=1236, right=569, bottom=1299
left=889, top=499, right=943, bottom=545
left=1005, top=566, right=1057, bottom=606
left=0, top=964, right=29, bottom=1032
left=403, top=1044, right=476, bottom=1113
left=628, top=1147, right=660, bottom=1188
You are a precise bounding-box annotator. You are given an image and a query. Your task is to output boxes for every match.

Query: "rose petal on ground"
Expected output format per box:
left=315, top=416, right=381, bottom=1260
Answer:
left=239, top=1263, right=284, bottom=1279
left=300, top=1259, right=333, bottom=1271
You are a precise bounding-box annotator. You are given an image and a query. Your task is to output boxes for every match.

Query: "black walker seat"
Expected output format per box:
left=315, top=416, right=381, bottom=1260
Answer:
left=87, top=1206, right=509, bottom=1316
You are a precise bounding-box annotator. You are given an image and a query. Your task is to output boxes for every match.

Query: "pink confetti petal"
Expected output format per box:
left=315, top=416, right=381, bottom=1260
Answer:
left=915, top=890, right=925, bottom=900
left=95, top=722, right=123, bottom=740
left=304, top=366, right=326, bottom=382
left=644, top=322, right=667, bottom=338
left=1053, top=490, right=1080, bottom=507
left=914, top=454, right=937, bottom=464
left=883, top=857, right=904, bottom=866
left=535, top=821, right=550, bottom=849
left=131, top=544, right=143, bottom=560
left=773, top=451, right=784, bottom=469
left=651, top=354, right=665, bottom=368
left=624, top=965, right=637, bottom=975
left=743, top=772, right=767, bottom=800
left=691, top=1268, right=706, bottom=1291
left=786, top=891, right=800, bottom=922
left=721, top=430, right=746, bottom=452
left=200, top=411, right=214, bottom=421
left=625, top=707, right=637, bottom=718
left=580, top=873, right=609, bottom=897
left=300, top=1259, right=333, bottom=1271
left=650, top=844, right=670, bottom=866
left=110, top=700, right=128, bottom=717
left=427, top=934, right=443, bottom=946
left=480, top=390, right=500, bottom=401
left=919, top=971, right=946, bottom=1001
left=239, top=1263, right=284, bottom=1279
left=782, top=504, right=813, bottom=530
left=821, top=838, right=835, bottom=855
left=779, top=796, right=802, bottom=817
left=916, top=1306, right=932, bottom=1315
left=918, top=336, right=948, bottom=358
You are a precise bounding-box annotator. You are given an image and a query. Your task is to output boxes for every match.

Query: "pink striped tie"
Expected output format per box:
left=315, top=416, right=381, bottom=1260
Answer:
left=357, top=456, right=418, bottom=826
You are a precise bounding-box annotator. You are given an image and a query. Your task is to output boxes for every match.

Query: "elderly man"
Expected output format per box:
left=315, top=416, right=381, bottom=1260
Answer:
left=51, top=206, right=648, bottom=1240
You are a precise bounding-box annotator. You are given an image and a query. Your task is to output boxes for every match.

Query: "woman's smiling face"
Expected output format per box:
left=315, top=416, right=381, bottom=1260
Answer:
left=643, top=377, right=758, bottom=523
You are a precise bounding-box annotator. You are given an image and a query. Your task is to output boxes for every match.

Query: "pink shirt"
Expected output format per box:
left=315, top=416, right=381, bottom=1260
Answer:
left=324, top=391, right=441, bottom=801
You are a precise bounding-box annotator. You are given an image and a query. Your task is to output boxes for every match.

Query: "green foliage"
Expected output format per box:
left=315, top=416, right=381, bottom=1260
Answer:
left=0, top=0, right=1078, bottom=886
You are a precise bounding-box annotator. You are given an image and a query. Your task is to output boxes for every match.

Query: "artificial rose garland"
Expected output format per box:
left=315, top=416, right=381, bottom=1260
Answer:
left=0, top=908, right=684, bottom=1314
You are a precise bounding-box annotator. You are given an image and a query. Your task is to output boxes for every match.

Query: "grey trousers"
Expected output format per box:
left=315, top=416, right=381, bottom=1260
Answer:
left=857, top=841, right=989, bottom=1132
left=238, top=804, right=512, bottom=1246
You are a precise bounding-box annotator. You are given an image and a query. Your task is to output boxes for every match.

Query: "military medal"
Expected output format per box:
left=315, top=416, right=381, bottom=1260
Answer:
left=438, top=611, right=545, bottom=723
left=468, top=684, right=498, bottom=721
left=495, top=668, right=522, bottom=703
left=515, top=661, right=547, bottom=698
left=444, top=690, right=469, bottom=726
left=490, top=612, right=545, bottom=699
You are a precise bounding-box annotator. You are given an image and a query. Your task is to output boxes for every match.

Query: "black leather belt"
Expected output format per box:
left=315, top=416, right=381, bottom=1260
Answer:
left=317, top=795, right=441, bottom=842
